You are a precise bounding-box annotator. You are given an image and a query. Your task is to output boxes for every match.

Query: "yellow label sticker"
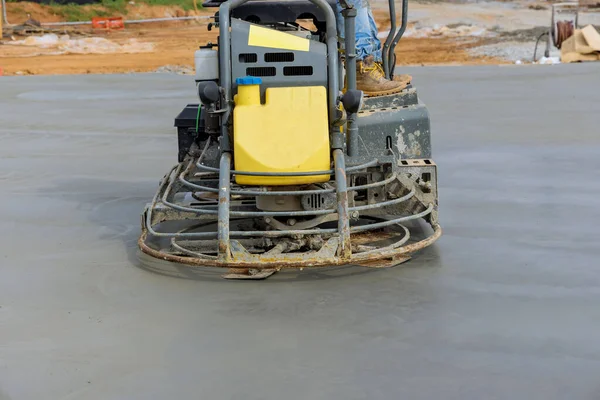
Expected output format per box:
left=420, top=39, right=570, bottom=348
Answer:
left=248, top=25, right=310, bottom=52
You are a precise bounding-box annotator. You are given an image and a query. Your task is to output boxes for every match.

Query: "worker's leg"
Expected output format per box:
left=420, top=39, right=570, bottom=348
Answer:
left=336, top=0, right=406, bottom=96
left=336, top=0, right=382, bottom=62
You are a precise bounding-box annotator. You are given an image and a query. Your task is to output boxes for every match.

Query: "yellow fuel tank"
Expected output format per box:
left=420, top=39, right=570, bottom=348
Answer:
left=233, top=79, right=330, bottom=186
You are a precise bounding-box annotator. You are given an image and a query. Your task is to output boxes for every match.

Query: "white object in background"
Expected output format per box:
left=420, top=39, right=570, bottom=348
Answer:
left=195, top=48, right=219, bottom=81
left=537, top=56, right=561, bottom=64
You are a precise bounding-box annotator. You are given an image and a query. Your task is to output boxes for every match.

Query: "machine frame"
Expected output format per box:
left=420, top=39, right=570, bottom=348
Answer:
left=138, top=0, right=442, bottom=278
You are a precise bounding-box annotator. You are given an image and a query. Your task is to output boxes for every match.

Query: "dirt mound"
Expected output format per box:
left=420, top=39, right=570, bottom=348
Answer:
left=6, top=2, right=64, bottom=24
left=127, top=3, right=197, bottom=19
left=5, top=1, right=212, bottom=24
left=0, top=3, right=504, bottom=76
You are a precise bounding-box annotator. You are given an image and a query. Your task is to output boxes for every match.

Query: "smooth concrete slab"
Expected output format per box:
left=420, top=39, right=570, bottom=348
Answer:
left=1, top=64, right=600, bottom=399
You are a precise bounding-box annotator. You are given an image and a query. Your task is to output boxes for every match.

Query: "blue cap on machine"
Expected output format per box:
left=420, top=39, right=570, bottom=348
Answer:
left=236, top=76, right=262, bottom=85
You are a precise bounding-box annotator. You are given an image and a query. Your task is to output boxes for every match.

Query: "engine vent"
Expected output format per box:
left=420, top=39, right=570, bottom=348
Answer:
left=239, top=53, right=258, bottom=63
left=246, top=67, right=276, bottom=77
left=283, top=66, right=313, bottom=76
left=265, top=52, right=295, bottom=62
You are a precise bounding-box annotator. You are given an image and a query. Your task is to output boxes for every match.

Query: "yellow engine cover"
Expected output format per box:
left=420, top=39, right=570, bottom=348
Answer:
left=233, top=85, right=330, bottom=185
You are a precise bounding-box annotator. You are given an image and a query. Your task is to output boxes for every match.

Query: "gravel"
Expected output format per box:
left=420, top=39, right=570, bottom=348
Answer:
left=154, top=65, right=194, bottom=75
left=499, top=26, right=549, bottom=42
left=469, top=40, right=561, bottom=63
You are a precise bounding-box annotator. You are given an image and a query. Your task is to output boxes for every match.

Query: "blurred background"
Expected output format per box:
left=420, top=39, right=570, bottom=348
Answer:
left=1, top=0, right=599, bottom=75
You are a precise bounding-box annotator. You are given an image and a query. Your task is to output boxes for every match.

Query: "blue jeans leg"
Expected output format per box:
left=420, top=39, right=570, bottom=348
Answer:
left=336, top=0, right=383, bottom=62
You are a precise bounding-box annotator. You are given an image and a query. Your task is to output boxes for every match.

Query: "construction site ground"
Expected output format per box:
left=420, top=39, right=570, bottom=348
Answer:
left=3, top=1, right=600, bottom=397
left=0, top=25, right=499, bottom=76
left=3, top=0, right=600, bottom=75
left=2, top=64, right=600, bottom=399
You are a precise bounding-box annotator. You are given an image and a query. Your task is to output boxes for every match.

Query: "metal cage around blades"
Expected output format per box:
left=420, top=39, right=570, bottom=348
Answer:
left=139, top=139, right=441, bottom=270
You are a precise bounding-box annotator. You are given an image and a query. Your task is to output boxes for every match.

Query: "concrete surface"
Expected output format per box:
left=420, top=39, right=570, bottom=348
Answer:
left=1, top=64, right=600, bottom=399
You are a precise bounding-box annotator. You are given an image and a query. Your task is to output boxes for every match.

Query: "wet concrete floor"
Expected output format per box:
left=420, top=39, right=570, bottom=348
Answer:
left=1, top=64, right=600, bottom=399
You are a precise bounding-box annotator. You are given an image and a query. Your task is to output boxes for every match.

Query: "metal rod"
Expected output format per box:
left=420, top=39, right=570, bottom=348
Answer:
left=338, top=53, right=345, bottom=94
left=126, top=15, right=211, bottom=24
left=333, top=149, right=352, bottom=258
left=160, top=165, right=217, bottom=216
left=350, top=189, right=414, bottom=212
left=144, top=202, right=430, bottom=240
left=139, top=224, right=442, bottom=268
left=343, top=8, right=357, bottom=92
left=39, top=15, right=212, bottom=27
left=180, top=170, right=397, bottom=196
left=232, top=189, right=415, bottom=218
left=160, top=185, right=414, bottom=218
left=388, top=0, right=408, bottom=78
left=41, top=21, right=92, bottom=26
left=150, top=159, right=406, bottom=224
left=217, top=152, right=232, bottom=260
left=382, top=0, right=397, bottom=79
left=351, top=203, right=433, bottom=233
left=350, top=173, right=397, bottom=191
left=354, top=225, right=410, bottom=255
left=346, top=114, right=359, bottom=156
left=143, top=166, right=424, bottom=241
left=196, top=158, right=379, bottom=176
left=180, top=175, right=335, bottom=196
left=198, top=163, right=333, bottom=176
left=342, top=6, right=359, bottom=156
left=171, top=239, right=218, bottom=259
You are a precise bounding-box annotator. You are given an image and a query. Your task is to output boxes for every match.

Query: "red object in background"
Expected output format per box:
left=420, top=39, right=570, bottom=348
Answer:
left=91, top=17, right=125, bottom=30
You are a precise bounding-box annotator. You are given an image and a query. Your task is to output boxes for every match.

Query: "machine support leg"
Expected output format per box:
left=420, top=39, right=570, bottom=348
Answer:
left=346, top=114, right=359, bottom=157
left=342, top=7, right=357, bottom=92
left=342, top=6, right=359, bottom=157
left=333, top=149, right=352, bottom=259
left=338, top=53, right=345, bottom=94
left=217, top=152, right=232, bottom=261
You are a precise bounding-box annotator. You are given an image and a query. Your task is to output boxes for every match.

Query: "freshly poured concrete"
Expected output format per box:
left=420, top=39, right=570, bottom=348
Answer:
left=1, top=64, right=600, bottom=399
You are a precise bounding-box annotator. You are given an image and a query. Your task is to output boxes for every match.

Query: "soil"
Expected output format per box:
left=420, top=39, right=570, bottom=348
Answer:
left=5, top=1, right=66, bottom=24
left=0, top=2, right=504, bottom=76
left=5, top=2, right=204, bottom=24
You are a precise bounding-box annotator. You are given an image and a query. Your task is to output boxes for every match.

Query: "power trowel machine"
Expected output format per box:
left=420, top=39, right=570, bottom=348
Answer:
left=138, top=0, right=441, bottom=279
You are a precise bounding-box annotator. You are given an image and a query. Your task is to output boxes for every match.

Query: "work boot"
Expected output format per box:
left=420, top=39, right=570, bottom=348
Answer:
left=374, top=60, right=412, bottom=86
left=356, top=55, right=407, bottom=97
left=393, top=73, right=412, bottom=86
